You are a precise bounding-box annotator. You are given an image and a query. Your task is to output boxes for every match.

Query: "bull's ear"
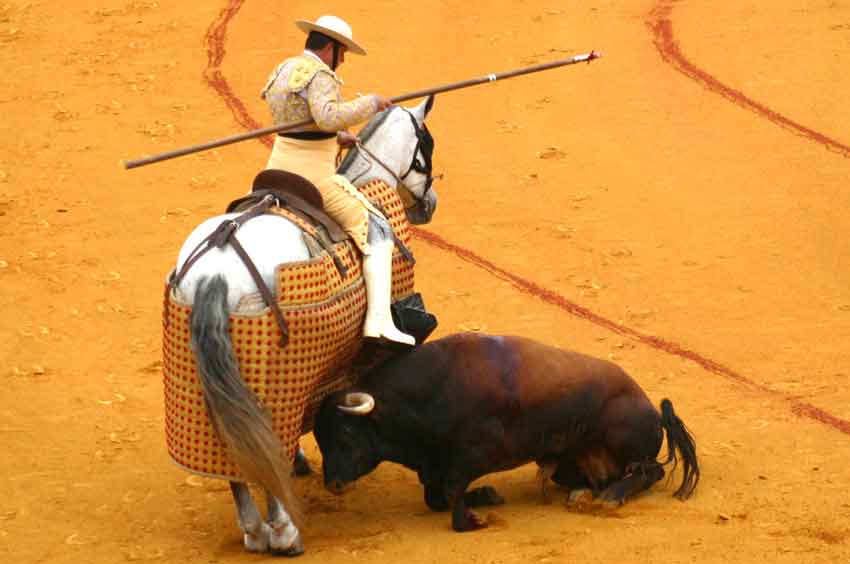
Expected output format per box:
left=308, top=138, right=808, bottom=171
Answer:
left=337, top=392, right=375, bottom=416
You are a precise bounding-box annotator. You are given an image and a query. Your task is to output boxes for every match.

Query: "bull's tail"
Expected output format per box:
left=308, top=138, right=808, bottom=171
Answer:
left=659, top=398, right=699, bottom=499
left=190, top=275, right=302, bottom=525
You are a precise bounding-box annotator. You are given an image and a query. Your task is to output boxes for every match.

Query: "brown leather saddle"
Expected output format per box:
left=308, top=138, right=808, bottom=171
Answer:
left=169, top=170, right=352, bottom=346
left=227, top=169, right=348, bottom=244
left=168, top=169, right=427, bottom=349
left=227, top=169, right=414, bottom=263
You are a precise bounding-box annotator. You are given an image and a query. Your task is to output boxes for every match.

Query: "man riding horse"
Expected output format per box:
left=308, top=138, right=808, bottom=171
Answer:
left=261, top=15, right=415, bottom=348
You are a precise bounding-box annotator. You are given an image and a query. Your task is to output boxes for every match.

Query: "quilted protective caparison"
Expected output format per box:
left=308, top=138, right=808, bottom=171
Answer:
left=162, top=179, right=414, bottom=479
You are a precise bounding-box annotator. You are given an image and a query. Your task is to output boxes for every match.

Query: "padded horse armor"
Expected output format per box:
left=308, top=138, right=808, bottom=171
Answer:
left=162, top=177, right=434, bottom=480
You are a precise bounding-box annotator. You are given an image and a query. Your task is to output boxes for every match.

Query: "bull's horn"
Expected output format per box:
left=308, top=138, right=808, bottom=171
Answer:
left=337, top=392, right=375, bottom=415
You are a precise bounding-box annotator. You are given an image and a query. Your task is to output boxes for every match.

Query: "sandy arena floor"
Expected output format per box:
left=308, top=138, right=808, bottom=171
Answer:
left=1, top=1, right=849, bottom=562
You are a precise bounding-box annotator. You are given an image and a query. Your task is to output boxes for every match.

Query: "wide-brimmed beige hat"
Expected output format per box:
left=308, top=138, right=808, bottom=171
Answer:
left=296, top=15, right=366, bottom=55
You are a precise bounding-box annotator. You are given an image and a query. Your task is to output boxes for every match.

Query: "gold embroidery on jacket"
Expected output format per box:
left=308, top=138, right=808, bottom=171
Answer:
left=262, top=54, right=376, bottom=133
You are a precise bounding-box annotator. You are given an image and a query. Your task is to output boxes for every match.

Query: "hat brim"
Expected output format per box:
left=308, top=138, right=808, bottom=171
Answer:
left=295, top=20, right=367, bottom=55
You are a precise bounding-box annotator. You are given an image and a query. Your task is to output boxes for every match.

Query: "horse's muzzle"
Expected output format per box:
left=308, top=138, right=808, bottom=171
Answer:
left=405, top=189, right=438, bottom=225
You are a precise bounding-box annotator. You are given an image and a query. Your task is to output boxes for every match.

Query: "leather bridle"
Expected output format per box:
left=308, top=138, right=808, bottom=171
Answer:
left=351, top=109, right=439, bottom=209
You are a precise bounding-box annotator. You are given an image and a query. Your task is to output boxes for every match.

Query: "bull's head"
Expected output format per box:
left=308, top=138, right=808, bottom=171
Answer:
left=313, top=391, right=381, bottom=495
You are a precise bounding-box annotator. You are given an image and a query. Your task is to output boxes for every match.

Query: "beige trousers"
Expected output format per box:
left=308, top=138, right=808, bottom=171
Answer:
left=266, top=135, right=382, bottom=255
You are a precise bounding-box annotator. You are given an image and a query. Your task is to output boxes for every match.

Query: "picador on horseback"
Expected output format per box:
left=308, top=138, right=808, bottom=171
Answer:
left=261, top=14, right=417, bottom=348
left=163, top=14, right=440, bottom=556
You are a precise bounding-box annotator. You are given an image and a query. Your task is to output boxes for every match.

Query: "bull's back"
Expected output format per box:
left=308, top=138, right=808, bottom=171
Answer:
left=504, top=336, right=658, bottom=462
left=377, top=333, right=648, bottom=413
left=366, top=334, right=654, bottom=443
left=510, top=336, right=646, bottom=411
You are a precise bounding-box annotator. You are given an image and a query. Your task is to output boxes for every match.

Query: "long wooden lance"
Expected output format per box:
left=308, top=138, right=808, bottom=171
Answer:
left=123, top=51, right=601, bottom=170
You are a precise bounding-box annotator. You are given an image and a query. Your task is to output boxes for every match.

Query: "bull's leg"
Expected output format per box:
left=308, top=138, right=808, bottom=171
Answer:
left=444, top=420, right=510, bottom=531
left=229, top=482, right=270, bottom=552
left=445, top=474, right=487, bottom=532
left=536, top=461, right=557, bottom=504
left=551, top=458, right=592, bottom=490
left=464, top=487, right=505, bottom=507
left=424, top=483, right=450, bottom=511
left=596, top=396, right=666, bottom=506
left=425, top=483, right=503, bottom=512
left=598, top=461, right=664, bottom=506
left=266, top=491, right=304, bottom=556
left=552, top=457, right=597, bottom=511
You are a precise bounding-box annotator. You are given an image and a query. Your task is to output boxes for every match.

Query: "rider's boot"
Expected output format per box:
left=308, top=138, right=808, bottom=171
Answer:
left=362, top=240, right=416, bottom=348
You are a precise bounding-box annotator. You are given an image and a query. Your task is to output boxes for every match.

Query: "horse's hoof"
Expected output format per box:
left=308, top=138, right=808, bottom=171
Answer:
left=243, top=522, right=272, bottom=552
left=269, top=522, right=303, bottom=556
left=293, top=450, right=313, bottom=477
left=270, top=533, right=305, bottom=557
left=271, top=545, right=305, bottom=557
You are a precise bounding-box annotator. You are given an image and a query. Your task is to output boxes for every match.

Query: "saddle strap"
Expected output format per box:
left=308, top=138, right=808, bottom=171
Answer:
left=390, top=230, right=414, bottom=264
left=170, top=196, right=275, bottom=290
left=166, top=196, right=290, bottom=347
left=229, top=189, right=349, bottom=278
left=227, top=232, right=289, bottom=347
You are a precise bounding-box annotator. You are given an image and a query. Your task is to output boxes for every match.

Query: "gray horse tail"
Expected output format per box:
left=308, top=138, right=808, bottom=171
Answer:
left=190, top=275, right=302, bottom=526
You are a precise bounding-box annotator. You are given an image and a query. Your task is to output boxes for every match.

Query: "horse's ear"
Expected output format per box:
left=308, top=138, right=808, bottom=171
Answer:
left=424, top=94, right=435, bottom=117
left=411, top=95, right=435, bottom=122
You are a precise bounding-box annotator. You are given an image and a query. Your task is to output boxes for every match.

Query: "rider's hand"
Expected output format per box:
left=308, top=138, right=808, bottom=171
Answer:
left=336, top=130, right=358, bottom=148
left=372, top=95, right=393, bottom=112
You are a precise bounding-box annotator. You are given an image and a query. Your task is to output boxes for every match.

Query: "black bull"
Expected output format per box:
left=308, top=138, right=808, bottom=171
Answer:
left=314, top=333, right=699, bottom=531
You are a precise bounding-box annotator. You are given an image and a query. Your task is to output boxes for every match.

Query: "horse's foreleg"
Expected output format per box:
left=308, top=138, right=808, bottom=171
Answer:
left=229, top=482, right=270, bottom=552
left=266, top=491, right=304, bottom=556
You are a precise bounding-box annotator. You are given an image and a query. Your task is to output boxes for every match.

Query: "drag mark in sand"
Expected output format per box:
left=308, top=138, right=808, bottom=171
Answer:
left=648, top=0, right=850, bottom=159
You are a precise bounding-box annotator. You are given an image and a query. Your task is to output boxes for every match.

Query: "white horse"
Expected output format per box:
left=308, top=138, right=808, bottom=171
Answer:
left=170, top=96, right=437, bottom=555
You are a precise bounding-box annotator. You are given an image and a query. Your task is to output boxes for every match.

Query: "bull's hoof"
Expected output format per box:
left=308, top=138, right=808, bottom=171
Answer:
left=565, top=489, right=620, bottom=514
left=465, top=486, right=505, bottom=507
left=453, top=509, right=488, bottom=532
left=564, top=489, right=595, bottom=513
left=596, top=490, right=626, bottom=510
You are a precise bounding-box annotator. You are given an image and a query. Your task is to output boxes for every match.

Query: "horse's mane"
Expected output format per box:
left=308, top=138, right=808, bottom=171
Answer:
left=337, top=107, right=394, bottom=175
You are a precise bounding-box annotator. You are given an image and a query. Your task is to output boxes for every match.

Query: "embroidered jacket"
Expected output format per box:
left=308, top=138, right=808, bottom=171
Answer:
left=261, top=51, right=378, bottom=133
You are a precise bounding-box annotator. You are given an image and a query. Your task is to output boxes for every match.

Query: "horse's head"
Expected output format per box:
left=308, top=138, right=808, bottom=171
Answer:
left=338, top=95, right=438, bottom=225
left=395, top=96, right=437, bottom=224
